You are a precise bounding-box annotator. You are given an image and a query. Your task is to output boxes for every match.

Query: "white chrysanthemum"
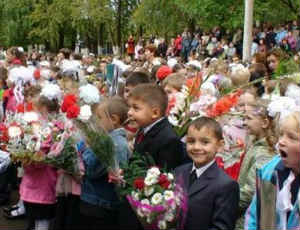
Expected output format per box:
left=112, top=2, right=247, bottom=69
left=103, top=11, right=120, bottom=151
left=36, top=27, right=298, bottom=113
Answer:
left=158, top=220, right=167, bottom=230
left=40, top=83, right=62, bottom=101
left=8, top=126, right=22, bottom=138
left=151, top=193, right=163, bottom=205
left=167, top=173, right=174, bottom=181
left=144, top=175, right=158, bottom=186
left=141, top=199, right=150, bottom=205
left=79, top=84, right=100, bottom=104
left=144, top=187, right=154, bottom=197
left=147, top=167, right=160, bottom=177
left=146, top=216, right=152, bottom=224
left=137, top=208, right=144, bottom=218
left=131, top=191, right=140, bottom=201
left=78, top=105, right=92, bottom=122
left=23, top=112, right=39, bottom=123
left=164, top=190, right=174, bottom=201
left=165, top=212, right=175, bottom=222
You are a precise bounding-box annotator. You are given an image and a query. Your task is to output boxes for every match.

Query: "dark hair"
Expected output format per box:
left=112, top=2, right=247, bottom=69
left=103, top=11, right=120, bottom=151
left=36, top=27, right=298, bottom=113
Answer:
left=189, top=117, right=223, bottom=140
left=0, top=67, right=8, bottom=88
left=150, top=65, right=161, bottom=82
left=59, top=48, right=71, bottom=59
left=38, top=96, right=60, bottom=113
left=129, top=83, right=168, bottom=116
left=125, top=71, right=150, bottom=87
left=24, top=85, right=41, bottom=99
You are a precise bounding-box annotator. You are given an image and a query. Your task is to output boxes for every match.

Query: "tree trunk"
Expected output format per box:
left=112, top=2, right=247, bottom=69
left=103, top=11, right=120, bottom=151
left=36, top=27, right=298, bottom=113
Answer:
left=117, top=0, right=122, bottom=54
left=242, top=0, right=254, bottom=62
left=58, top=27, right=64, bottom=50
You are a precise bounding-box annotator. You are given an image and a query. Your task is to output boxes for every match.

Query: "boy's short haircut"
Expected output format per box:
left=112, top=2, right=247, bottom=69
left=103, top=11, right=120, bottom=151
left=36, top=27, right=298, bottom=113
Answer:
left=129, top=83, right=168, bottom=116
left=162, top=73, right=185, bottom=91
left=189, top=117, right=223, bottom=140
left=105, top=97, right=129, bottom=124
left=125, top=71, right=150, bottom=87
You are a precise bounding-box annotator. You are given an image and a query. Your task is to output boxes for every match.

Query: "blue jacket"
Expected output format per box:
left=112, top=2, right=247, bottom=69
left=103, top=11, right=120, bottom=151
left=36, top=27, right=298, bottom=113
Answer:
left=79, top=128, right=130, bottom=209
left=244, top=155, right=300, bottom=230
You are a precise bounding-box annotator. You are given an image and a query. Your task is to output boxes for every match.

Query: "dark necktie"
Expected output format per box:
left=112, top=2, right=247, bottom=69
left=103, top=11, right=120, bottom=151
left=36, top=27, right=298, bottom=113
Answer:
left=135, top=130, right=145, bottom=144
left=189, top=170, right=198, bottom=188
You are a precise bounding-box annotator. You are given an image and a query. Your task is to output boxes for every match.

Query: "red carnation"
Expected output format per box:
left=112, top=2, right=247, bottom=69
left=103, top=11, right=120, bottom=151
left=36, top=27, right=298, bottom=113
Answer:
left=158, top=174, right=171, bottom=189
left=61, top=94, right=77, bottom=113
left=66, top=104, right=80, bottom=119
left=16, top=104, right=25, bottom=113
left=133, top=177, right=145, bottom=190
left=0, top=124, right=9, bottom=142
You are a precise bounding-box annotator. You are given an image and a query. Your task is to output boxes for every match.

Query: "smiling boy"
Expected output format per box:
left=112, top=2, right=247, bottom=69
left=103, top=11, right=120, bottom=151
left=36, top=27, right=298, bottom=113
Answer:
left=175, top=117, right=239, bottom=230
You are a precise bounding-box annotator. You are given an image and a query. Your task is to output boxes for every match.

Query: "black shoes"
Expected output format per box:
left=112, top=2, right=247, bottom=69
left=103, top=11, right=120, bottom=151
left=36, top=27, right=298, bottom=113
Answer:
left=3, top=205, right=26, bottom=219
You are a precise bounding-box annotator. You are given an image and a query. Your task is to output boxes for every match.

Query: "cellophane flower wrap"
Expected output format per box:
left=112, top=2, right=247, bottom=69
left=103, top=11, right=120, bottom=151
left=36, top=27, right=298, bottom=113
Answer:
left=2, top=112, right=80, bottom=175
left=119, top=155, right=188, bottom=230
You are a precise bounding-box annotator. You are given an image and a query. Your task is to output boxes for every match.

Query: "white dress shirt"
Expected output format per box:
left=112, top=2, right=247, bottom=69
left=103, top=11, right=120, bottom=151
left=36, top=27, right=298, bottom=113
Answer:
left=191, top=160, right=215, bottom=178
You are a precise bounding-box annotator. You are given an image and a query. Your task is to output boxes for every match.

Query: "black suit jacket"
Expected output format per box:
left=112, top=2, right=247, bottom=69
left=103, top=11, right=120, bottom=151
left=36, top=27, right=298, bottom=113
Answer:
left=175, top=162, right=239, bottom=230
left=134, top=118, right=185, bottom=170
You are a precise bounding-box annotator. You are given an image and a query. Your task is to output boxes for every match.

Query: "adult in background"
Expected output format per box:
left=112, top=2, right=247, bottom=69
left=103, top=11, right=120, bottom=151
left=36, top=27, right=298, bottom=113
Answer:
left=126, top=35, right=135, bottom=61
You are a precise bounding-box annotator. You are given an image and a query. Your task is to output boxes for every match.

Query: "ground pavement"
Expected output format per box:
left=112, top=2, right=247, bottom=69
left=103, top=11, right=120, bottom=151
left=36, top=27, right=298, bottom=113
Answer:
left=0, top=190, right=27, bottom=230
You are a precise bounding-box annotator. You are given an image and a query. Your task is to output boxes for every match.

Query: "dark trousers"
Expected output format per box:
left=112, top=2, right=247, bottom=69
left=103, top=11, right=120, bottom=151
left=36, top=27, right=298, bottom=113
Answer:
left=52, top=195, right=81, bottom=230
left=0, top=165, right=16, bottom=204
left=79, top=200, right=119, bottom=230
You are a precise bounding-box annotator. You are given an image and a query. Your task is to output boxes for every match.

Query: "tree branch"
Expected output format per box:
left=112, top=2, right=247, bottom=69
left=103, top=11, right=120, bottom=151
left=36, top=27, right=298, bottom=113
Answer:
left=280, top=0, right=297, bottom=13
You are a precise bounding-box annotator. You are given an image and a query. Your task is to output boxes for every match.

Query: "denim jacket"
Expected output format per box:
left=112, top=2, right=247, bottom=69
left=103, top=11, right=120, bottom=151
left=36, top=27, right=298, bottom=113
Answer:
left=80, top=128, right=130, bottom=209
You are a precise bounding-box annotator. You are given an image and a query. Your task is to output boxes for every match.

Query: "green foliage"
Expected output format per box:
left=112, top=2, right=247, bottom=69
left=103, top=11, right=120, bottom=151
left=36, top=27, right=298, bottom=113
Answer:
left=0, top=0, right=298, bottom=50
left=44, top=138, right=80, bottom=176
left=274, top=59, right=300, bottom=78
left=78, top=121, right=116, bottom=168
left=117, top=152, right=156, bottom=198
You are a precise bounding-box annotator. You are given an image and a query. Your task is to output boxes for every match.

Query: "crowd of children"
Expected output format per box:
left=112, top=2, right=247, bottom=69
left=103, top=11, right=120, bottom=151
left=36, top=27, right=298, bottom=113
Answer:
left=0, top=24, right=299, bottom=230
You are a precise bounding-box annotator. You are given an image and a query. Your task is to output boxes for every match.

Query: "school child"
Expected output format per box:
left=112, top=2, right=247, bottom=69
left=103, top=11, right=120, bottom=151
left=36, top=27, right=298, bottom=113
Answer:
left=79, top=97, right=130, bottom=230
left=175, top=117, right=240, bottom=230
left=123, top=71, right=150, bottom=151
left=53, top=127, right=85, bottom=230
left=235, top=101, right=276, bottom=229
left=19, top=92, right=61, bottom=230
left=245, top=111, right=300, bottom=230
left=162, top=73, right=185, bottom=99
left=128, top=83, right=185, bottom=169
left=120, top=83, right=186, bottom=230
left=3, top=85, right=41, bottom=220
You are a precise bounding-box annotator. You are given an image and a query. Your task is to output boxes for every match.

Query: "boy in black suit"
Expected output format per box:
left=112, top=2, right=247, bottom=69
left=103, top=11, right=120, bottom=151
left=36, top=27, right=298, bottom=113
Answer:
left=175, top=117, right=239, bottom=230
left=120, top=83, right=185, bottom=229
left=128, top=83, right=185, bottom=170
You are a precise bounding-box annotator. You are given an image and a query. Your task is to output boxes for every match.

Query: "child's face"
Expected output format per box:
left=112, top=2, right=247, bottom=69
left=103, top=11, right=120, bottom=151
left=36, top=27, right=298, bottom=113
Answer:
left=124, top=84, right=134, bottom=102
left=186, top=125, right=223, bottom=168
left=236, top=92, right=255, bottom=112
left=244, top=109, right=265, bottom=137
left=128, top=98, right=160, bottom=128
left=164, top=85, right=179, bottom=100
left=278, top=117, right=300, bottom=173
left=267, top=54, right=279, bottom=73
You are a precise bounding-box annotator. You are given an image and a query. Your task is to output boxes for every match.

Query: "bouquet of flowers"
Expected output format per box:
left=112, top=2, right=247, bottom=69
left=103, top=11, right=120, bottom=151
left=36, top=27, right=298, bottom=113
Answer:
left=119, top=154, right=187, bottom=230
left=4, top=112, right=50, bottom=164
